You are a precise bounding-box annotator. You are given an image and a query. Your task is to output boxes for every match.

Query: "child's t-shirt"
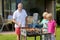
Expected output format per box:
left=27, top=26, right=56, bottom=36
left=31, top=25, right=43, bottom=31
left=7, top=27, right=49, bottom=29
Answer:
left=48, top=20, right=56, bottom=34
left=41, top=19, right=48, bottom=28
left=40, top=19, right=48, bottom=32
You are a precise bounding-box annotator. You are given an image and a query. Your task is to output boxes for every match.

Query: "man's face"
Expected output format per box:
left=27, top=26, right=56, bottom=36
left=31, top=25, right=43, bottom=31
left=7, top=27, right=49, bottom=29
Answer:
left=18, top=4, right=23, bottom=10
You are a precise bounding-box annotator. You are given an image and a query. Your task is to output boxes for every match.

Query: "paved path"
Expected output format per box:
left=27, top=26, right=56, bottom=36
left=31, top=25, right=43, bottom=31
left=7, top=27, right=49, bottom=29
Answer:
left=0, top=31, right=15, bottom=34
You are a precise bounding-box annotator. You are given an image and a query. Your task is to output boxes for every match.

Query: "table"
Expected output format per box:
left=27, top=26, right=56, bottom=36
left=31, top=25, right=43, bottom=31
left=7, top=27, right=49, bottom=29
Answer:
left=21, top=27, right=51, bottom=40
left=19, top=26, right=51, bottom=40
left=27, top=31, right=41, bottom=40
left=21, top=27, right=41, bottom=40
left=27, top=31, right=51, bottom=40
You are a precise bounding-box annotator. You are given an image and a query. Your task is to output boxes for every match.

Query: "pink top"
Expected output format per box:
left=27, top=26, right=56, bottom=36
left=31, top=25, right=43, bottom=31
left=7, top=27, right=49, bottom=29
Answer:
left=48, top=20, right=56, bottom=34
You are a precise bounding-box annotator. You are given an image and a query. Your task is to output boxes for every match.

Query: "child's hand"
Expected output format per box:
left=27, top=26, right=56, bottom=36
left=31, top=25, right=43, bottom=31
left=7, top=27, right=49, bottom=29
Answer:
left=54, top=33, right=56, bottom=37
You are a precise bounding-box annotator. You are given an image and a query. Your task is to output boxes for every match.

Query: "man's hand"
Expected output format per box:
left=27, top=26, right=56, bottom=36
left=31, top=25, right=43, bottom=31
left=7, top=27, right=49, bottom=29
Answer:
left=13, top=19, right=21, bottom=27
left=18, top=22, right=21, bottom=27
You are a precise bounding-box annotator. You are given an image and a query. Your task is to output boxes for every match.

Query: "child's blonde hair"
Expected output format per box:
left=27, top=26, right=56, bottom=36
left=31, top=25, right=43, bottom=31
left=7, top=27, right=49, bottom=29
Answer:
left=46, top=13, right=53, bottom=18
left=42, top=12, right=48, bottom=17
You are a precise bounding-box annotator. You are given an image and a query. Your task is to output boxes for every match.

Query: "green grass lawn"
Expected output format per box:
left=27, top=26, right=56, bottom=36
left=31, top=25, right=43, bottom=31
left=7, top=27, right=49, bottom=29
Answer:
left=0, top=27, right=60, bottom=40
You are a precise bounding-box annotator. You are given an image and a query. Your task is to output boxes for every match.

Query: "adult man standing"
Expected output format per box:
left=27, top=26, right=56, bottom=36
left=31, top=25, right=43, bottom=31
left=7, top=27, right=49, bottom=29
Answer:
left=13, top=3, right=27, bottom=40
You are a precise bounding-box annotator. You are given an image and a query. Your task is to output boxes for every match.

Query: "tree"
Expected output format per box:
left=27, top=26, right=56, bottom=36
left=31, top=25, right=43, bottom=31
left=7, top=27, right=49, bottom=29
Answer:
left=56, top=0, right=60, bottom=11
left=57, top=0, right=60, bottom=4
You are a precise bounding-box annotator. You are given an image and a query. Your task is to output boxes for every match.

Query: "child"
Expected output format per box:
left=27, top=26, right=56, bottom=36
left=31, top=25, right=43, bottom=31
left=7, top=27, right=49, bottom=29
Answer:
left=40, top=12, right=48, bottom=40
left=41, top=12, right=48, bottom=33
left=46, top=13, right=56, bottom=40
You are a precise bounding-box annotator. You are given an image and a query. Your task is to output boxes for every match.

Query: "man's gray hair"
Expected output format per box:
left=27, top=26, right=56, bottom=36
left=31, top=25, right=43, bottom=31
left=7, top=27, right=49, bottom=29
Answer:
left=18, top=3, right=23, bottom=7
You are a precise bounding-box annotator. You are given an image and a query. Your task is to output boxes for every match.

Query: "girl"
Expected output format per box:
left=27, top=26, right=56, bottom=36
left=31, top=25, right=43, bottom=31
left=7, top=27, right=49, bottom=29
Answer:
left=46, top=13, right=56, bottom=40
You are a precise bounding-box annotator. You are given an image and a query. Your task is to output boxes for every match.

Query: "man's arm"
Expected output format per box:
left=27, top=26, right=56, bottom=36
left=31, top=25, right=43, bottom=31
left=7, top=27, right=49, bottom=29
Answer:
left=13, top=19, right=21, bottom=27
left=24, top=9, right=28, bottom=27
left=25, top=16, right=28, bottom=27
left=13, top=11, right=21, bottom=27
left=13, top=19, right=18, bottom=25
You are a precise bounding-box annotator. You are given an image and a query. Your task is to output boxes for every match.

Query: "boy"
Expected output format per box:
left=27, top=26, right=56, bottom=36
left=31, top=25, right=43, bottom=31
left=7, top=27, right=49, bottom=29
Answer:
left=40, top=12, right=48, bottom=40
left=41, top=12, right=48, bottom=33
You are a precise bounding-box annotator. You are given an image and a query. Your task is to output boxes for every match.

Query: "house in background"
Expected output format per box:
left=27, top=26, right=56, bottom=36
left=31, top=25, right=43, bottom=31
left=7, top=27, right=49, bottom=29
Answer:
left=0, top=0, right=56, bottom=19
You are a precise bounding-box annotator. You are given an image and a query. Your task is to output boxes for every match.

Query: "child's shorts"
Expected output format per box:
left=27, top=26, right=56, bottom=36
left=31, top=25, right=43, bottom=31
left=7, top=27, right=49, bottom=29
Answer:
left=21, top=29, right=26, bottom=36
left=15, top=27, right=21, bottom=35
left=50, top=34, right=55, bottom=40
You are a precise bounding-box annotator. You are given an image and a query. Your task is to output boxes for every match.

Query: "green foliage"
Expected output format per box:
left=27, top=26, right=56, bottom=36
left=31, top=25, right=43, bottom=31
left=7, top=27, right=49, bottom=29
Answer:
left=57, top=0, right=60, bottom=4
left=56, top=0, right=60, bottom=11
left=56, top=3, right=60, bottom=11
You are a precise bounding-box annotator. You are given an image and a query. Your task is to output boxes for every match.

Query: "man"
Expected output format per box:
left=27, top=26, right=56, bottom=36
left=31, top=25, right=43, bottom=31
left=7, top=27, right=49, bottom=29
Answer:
left=13, top=3, right=27, bottom=40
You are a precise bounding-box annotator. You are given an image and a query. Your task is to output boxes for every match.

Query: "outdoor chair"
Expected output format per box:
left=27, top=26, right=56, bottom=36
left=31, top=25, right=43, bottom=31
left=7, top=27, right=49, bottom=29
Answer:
left=0, top=15, right=10, bottom=32
left=26, top=13, right=43, bottom=40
